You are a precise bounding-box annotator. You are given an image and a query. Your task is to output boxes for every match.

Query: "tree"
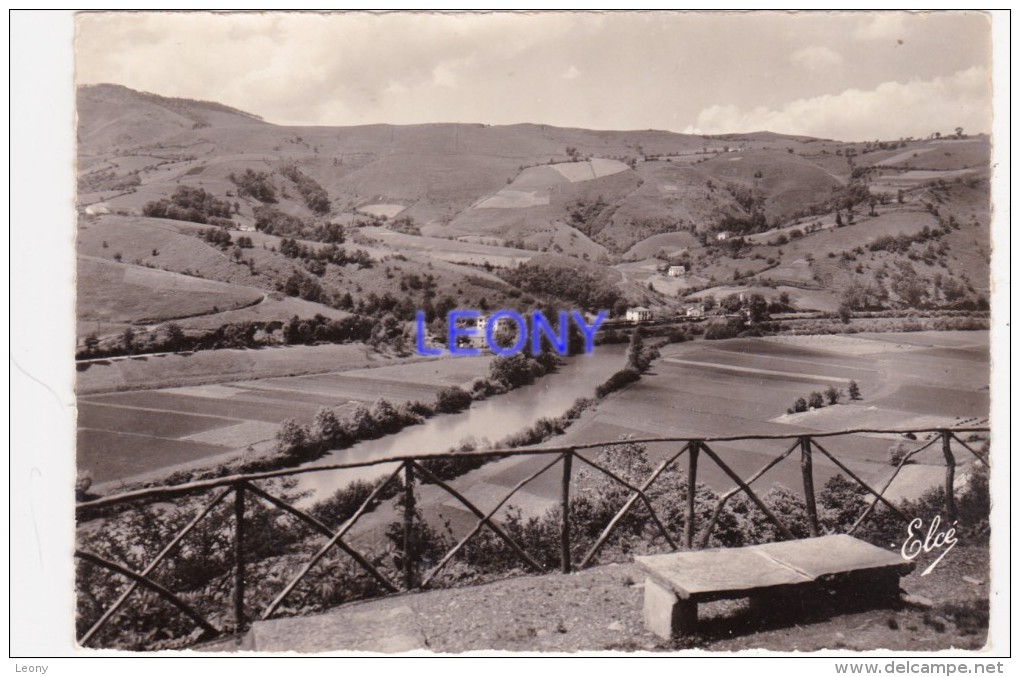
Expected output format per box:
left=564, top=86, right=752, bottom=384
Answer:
left=275, top=418, right=309, bottom=456
left=837, top=302, right=852, bottom=324
left=119, top=327, right=135, bottom=354
left=808, top=391, right=824, bottom=409
left=311, top=407, right=344, bottom=447
left=163, top=322, right=185, bottom=351
left=371, top=399, right=403, bottom=434
left=746, top=294, right=770, bottom=324
left=848, top=380, right=861, bottom=400
left=720, top=294, right=743, bottom=313
left=348, top=404, right=376, bottom=438
left=435, top=386, right=472, bottom=414
left=792, top=397, right=808, bottom=413
left=954, top=127, right=964, bottom=139
left=824, top=385, right=842, bottom=405
left=835, top=212, right=844, bottom=228
left=83, top=334, right=99, bottom=355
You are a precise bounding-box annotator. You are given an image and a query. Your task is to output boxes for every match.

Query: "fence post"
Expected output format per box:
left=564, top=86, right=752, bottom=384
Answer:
left=232, top=483, right=245, bottom=631
left=800, top=436, right=819, bottom=537
left=686, top=442, right=700, bottom=549
left=561, top=451, right=573, bottom=574
left=403, top=462, right=416, bottom=590
left=941, top=431, right=957, bottom=523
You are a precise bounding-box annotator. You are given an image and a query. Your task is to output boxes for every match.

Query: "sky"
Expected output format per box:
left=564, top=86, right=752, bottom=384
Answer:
left=76, top=11, right=994, bottom=141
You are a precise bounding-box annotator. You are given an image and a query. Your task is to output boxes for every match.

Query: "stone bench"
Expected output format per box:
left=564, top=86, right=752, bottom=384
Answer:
left=635, top=534, right=915, bottom=639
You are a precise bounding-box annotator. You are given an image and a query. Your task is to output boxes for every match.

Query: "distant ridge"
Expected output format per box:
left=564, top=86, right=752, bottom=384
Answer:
left=79, top=83, right=265, bottom=122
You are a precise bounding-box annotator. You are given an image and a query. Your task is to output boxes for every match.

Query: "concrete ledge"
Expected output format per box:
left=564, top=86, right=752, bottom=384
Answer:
left=636, top=535, right=913, bottom=639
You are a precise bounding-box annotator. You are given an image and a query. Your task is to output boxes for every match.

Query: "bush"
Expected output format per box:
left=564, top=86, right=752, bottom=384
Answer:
left=435, top=386, right=472, bottom=414
left=848, top=380, right=861, bottom=400
left=229, top=169, right=277, bottom=203
left=704, top=318, right=744, bottom=340
left=808, top=391, right=824, bottom=409
left=818, top=474, right=869, bottom=532
left=888, top=441, right=911, bottom=466
left=142, top=185, right=232, bottom=224
left=595, top=367, right=640, bottom=398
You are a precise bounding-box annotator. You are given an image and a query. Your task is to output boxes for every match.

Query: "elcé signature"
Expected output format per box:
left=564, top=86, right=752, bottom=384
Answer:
left=901, top=516, right=958, bottom=576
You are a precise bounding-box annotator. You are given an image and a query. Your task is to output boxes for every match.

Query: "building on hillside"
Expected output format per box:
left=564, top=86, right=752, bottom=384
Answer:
left=626, top=307, right=653, bottom=323
left=716, top=231, right=731, bottom=241
left=667, top=265, right=687, bottom=277
left=469, top=314, right=518, bottom=347
left=685, top=305, right=705, bottom=319
left=84, top=203, right=111, bottom=216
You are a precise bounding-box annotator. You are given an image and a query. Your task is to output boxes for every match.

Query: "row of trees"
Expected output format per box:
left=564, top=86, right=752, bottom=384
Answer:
left=142, top=185, right=233, bottom=225
left=254, top=205, right=347, bottom=243
left=279, top=164, right=330, bottom=215
left=787, top=380, right=861, bottom=414
left=78, top=319, right=278, bottom=359
left=500, top=262, right=622, bottom=315
left=229, top=169, right=277, bottom=203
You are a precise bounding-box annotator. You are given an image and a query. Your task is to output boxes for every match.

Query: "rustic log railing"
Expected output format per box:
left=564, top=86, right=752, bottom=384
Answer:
left=75, top=426, right=989, bottom=647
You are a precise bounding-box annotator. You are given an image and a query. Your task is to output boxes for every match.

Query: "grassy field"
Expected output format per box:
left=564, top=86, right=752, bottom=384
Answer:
left=79, top=348, right=494, bottom=487
left=76, top=343, right=405, bottom=394
left=360, top=227, right=535, bottom=267
left=77, top=255, right=264, bottom=327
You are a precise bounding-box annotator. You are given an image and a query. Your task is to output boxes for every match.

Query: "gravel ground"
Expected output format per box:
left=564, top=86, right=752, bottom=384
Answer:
left=200, top=543, right=990, bottom=655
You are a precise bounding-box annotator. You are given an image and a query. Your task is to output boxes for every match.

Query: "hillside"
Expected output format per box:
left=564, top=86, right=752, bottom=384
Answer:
left=75, top=84, right=992, bottom=353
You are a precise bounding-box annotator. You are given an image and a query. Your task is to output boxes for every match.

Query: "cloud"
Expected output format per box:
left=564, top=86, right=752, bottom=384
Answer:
left=855, top=13, right=907, bottom=41
left=684, top=67, right=991, bottom=140
left=432, top=61, right=461, bottom=89
left=790, top=45, right=843, bottom=71
left=562, top=64, right=580, bottom=80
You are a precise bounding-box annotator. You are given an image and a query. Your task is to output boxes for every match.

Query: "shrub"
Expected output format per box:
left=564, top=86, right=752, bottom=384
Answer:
left=729, top=484, right=812, bottom=544
left=808, top=391, right=824, bottom=409
left=229, top=168, right=277, bottom=203
left=704, top=318, right=744, bottom=340
left=848, top=380, right=861, bottom=400
left=888, top=441, right=911, bottom=466
left=824, top=385, right=843, bottom=405
left=435, top=386, right=472, bottom=414
left=595, top=367, right=640, bottom=398
left=818, top=474, right=869, bottom=532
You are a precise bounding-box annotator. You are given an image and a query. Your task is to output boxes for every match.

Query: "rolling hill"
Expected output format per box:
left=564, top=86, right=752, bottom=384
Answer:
left=75, top=83, right=992, bottom=352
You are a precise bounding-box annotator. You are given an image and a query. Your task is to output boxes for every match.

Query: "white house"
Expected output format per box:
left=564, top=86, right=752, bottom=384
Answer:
left=84, top=203, right=111, bottom=216
left=685, top=305, right=705, bottom=319
left=626, top=307, right=653, bottom=323
left=470, top=314, right=518, bottom=347
left=716, top=231, right=731, bottom=241
left=667, top=265, right=687, bottom=277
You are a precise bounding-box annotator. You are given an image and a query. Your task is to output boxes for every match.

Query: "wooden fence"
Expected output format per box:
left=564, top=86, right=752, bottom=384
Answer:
left=75, top=426, right=989, bottom=647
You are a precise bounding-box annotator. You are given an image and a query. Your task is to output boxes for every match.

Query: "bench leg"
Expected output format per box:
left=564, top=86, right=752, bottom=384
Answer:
left=643, top=577, right=698, bottom=640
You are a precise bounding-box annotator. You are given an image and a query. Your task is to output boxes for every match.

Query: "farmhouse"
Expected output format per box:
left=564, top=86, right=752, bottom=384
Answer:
left=685, top=305, right=705, bottom=318
left=470, top=313, right=517, bottom=347
left=626, top=307, right=653, bottom=323
left=716, top=231, right=731, bottom=241
left=667, top=265, right=687, bottom=277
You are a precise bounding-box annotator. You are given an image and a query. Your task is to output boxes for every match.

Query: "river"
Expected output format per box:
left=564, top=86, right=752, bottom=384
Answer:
left=293, top=344, right=627, bottom=502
